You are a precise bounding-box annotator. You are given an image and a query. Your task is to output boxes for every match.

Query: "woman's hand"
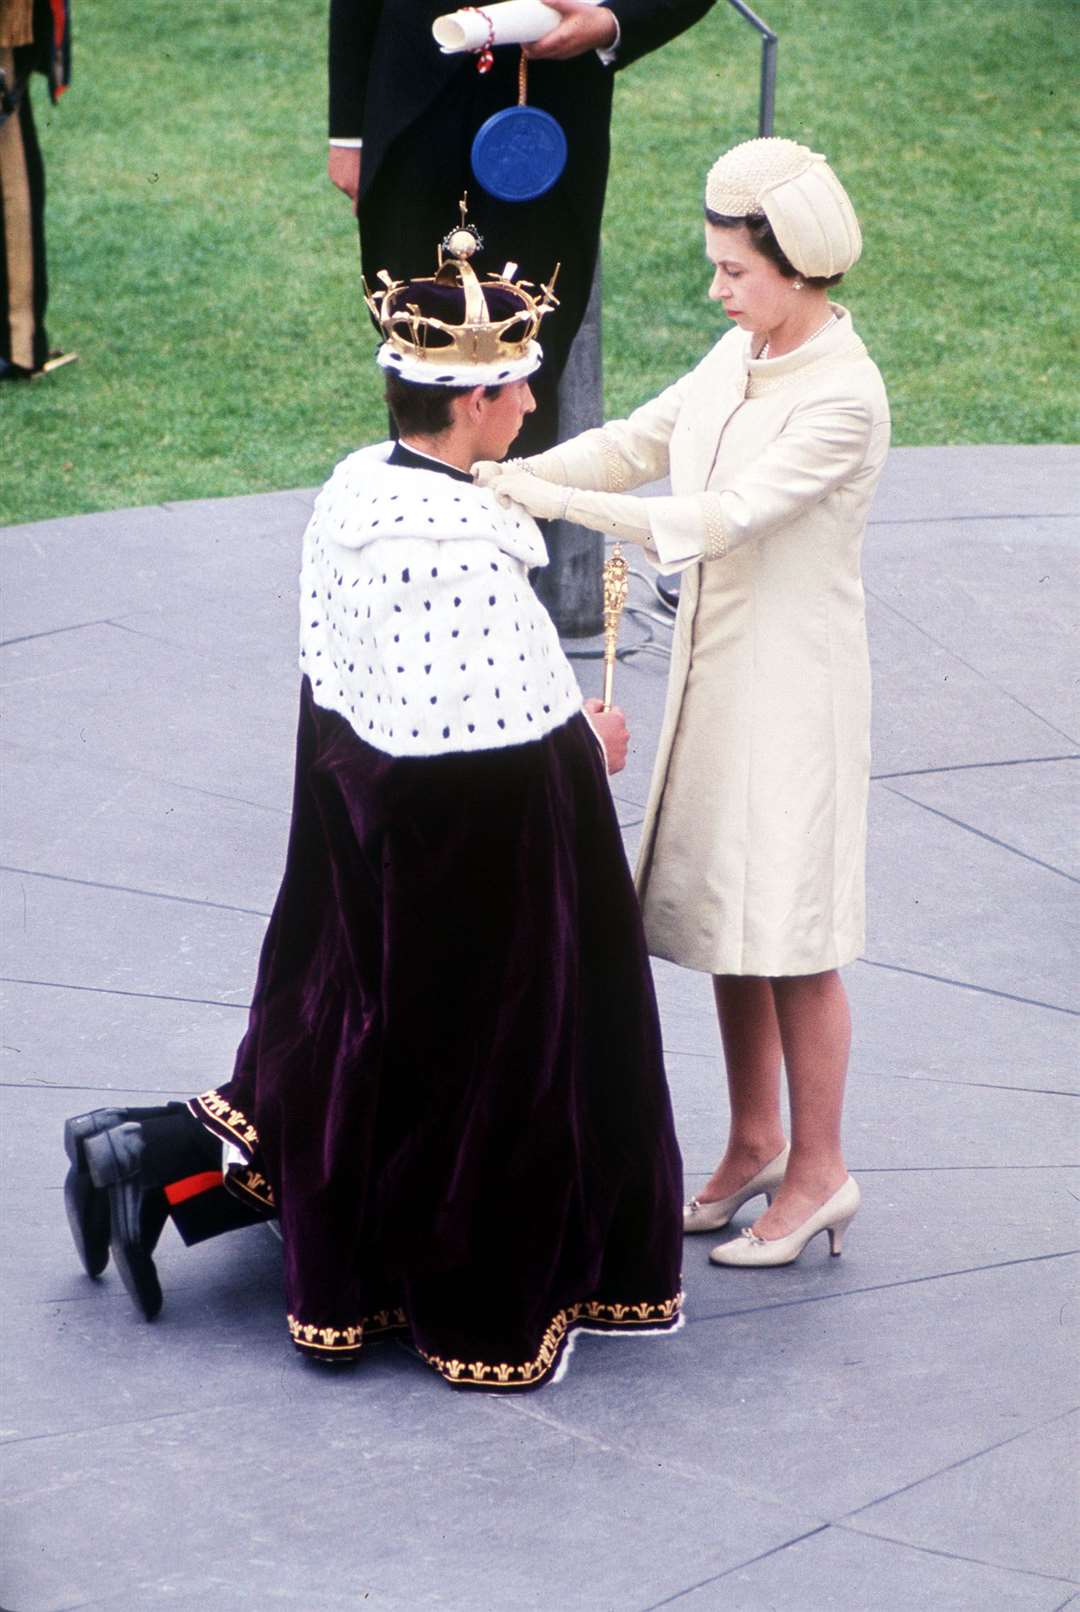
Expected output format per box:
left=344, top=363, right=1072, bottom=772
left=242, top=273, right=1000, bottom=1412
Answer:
left=583, top=697, right=629, bottom=774
left=525, top=1, right=618, bottom=60
left=489, top=469, right=571, bottom=523
left=471, top=459, right=506, bottom=489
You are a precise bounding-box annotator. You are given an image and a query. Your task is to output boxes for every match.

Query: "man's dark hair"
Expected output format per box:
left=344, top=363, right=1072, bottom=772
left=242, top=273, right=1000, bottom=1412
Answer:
left=384, top=371, right=503, bottom=437
left=705, top=208, right=844, bottom=290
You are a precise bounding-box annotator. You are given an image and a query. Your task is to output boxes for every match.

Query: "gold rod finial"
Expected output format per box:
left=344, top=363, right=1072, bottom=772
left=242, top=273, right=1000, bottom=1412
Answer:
left=601, top=544, right=630, bottom=712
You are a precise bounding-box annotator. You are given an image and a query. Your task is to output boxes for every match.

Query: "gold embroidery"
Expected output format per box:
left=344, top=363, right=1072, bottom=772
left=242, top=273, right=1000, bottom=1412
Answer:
left=226, top=1165, right=275, bottom=1211
left=417, top=1292, right=683, bottom=1390
left=368, top=1307, right=407, bottom=1334
left=192, top=1088, right=259, bottom=1153
left=284, top=1292, right=682, bottom=1382
left=287, top=1307, right=407, bottom=1355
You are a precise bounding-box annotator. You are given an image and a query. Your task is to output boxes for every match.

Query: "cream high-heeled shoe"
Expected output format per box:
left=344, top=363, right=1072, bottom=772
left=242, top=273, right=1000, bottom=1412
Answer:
left=708, top=1176, right=861, bottom=1267
left=683, top=1142, right=791, bottom=1234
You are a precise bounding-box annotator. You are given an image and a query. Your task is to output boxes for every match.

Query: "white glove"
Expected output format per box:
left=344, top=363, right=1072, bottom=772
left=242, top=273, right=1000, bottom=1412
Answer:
left=471, top=459, right=506, bottom=489
left=490, top=469, right=573, bottom=523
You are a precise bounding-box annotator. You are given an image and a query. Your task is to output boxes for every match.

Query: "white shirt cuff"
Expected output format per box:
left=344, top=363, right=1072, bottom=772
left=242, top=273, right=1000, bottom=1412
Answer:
left=329, top=137, right=363, bottom=149
left=593, top=3, right=620, bottom=62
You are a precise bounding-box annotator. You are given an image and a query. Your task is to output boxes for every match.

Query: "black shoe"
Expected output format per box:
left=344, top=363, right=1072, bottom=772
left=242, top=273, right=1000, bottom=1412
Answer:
left=63, top=1108, right=129, bottom=1277
left=84, top=1123, right=166, bottom=1320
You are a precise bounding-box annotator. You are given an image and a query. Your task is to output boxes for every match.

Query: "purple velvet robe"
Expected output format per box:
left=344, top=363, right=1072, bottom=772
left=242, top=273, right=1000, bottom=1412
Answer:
left=192, top=453, right=682, bottom=1389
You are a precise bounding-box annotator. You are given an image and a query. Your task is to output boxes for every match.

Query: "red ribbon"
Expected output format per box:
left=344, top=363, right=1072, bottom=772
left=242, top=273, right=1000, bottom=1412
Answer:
left=462, top=6, right=496, bottom=73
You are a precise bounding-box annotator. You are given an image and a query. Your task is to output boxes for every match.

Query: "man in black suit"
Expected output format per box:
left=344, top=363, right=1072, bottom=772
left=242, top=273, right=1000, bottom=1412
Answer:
left=326, top=0, right=714, bottom=459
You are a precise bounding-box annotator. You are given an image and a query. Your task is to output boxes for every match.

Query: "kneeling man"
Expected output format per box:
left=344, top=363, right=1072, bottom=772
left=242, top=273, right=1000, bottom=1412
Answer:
left=62, top=222, right=683, bottom=1390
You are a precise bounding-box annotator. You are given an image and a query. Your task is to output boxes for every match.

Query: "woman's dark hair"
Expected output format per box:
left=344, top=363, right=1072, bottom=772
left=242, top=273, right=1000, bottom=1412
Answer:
left=705, top=208, right=844, bottom=289
left=384, top=371, right=503, bottom=437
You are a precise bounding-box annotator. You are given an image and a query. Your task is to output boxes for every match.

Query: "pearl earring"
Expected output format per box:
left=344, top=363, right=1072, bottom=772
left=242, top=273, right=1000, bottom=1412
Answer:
left=793, top=279, right=804, bottom=291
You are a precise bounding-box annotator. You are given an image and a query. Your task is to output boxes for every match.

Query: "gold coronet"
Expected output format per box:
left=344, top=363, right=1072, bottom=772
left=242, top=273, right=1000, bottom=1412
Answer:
left=364, top=198, right=559, bottom=374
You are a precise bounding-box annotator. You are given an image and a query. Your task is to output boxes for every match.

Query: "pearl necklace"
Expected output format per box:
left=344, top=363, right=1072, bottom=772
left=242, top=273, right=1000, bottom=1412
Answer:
left=758, top=311, right=835, bottom=361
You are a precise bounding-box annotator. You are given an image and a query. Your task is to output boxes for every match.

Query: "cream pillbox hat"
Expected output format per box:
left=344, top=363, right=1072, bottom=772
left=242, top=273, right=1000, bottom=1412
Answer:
left=705, top=137, right=862, bottom=279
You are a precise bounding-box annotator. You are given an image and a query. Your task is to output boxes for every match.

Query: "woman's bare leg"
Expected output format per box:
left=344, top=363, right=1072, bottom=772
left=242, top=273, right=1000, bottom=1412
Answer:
left=695, top=975, right=787, bottom=1203
left=749, top=969, right=852, bottom=1239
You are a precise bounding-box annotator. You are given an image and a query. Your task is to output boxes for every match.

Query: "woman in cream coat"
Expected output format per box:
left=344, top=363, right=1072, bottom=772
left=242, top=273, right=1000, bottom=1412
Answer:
left=479, top=138, right=890, bottom=1268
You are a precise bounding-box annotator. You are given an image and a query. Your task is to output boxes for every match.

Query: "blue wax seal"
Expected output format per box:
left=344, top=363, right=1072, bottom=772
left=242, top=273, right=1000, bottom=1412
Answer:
left=471, top=106, right=567, bottom=202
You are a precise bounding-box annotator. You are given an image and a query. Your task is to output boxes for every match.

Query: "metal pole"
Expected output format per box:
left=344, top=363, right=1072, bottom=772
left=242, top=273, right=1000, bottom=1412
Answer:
left=759, top=34, right=777, bottom=134
left=724, top=0, right=778, bottom=135
left=536, top=257, right=604, bottom=637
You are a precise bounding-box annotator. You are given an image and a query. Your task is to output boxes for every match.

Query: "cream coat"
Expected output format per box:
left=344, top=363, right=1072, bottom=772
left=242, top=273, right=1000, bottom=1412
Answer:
left=517, top=307, right=890, bottom=976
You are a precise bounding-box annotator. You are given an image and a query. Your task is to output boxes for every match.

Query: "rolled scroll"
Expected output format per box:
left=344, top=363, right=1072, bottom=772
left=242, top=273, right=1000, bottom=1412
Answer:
left=433, top=3, right=562, bottom=53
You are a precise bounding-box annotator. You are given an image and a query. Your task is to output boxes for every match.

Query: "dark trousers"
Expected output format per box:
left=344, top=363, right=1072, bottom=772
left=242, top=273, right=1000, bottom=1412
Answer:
left=137, top=1103, right=269, bottom=1247
left=0, top=53, right=48, bottom=372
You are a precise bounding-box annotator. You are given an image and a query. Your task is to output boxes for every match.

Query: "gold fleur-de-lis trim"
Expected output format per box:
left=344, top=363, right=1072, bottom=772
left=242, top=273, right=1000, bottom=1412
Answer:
left=288, top=1314, right=364, bottom=1354
left=227, top=1166, right=275, bottom=1211
left=287, top=1306, right=409, bottom=1356
left=191, top=1088, right=260, bottom=1154
left=368, top=1307, right=407, bottom=1334
left=284, top=1289, right=682, bottom=1377
left=282, top=1288, right=682, bottom=1379
left=416, top=1290, right=682, bottom=1390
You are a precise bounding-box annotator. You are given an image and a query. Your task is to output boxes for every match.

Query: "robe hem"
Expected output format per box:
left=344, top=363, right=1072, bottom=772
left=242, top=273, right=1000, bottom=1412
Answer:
left=289, top=1293, right=684, bottom=1389
left=193, top=1086, right=682, bottom=1390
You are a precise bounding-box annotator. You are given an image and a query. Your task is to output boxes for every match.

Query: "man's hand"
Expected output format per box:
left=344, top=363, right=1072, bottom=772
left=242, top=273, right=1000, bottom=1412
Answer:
left=584, top=697, right=629, bottom=774
left=328, top=146, right=362, bottom=214
left=525, top=0, right=618, bottom=60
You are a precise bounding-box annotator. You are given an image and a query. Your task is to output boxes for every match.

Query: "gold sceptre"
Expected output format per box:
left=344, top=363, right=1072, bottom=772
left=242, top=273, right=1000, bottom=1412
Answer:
left=601, top=544, right=630, bottom=711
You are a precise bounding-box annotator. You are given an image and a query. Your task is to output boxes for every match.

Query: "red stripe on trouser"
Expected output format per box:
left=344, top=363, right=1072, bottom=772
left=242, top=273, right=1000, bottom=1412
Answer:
left=164, top=1170, right=224, bottom=1206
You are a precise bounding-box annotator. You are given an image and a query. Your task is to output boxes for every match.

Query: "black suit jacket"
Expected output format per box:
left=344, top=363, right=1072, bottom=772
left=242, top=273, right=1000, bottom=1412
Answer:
left=328, top=0, right=714, bottom=453
left=329, top=0, right=714, bottom=196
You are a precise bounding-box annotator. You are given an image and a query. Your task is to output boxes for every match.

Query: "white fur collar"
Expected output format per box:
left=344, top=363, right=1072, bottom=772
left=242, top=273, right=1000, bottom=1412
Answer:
left=299, top=444, right=583, bottom=758
left=312, top=442, right=549, bottom=570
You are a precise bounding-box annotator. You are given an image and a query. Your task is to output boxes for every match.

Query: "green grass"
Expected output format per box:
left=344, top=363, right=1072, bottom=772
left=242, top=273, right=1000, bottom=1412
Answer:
left=3, top=0, right=1076, bottom=526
